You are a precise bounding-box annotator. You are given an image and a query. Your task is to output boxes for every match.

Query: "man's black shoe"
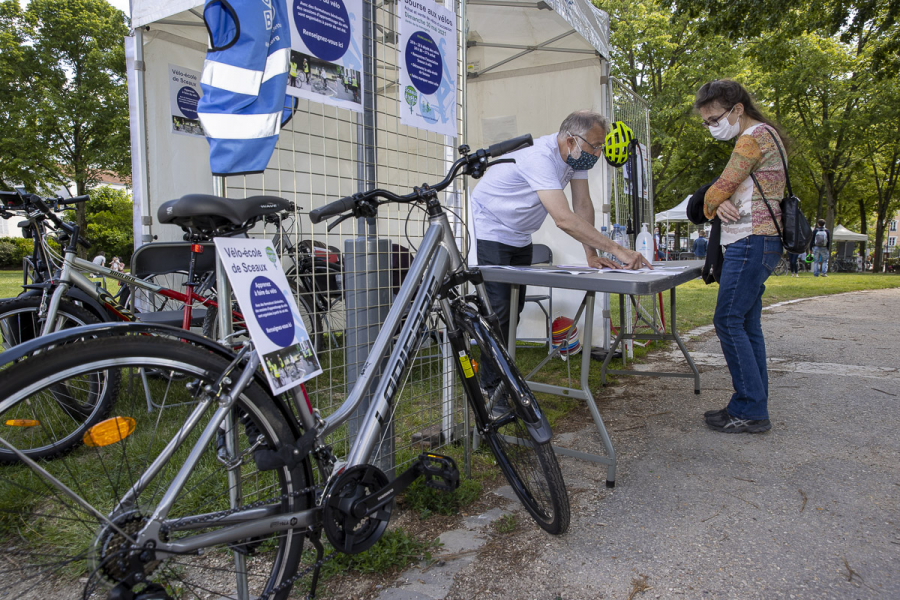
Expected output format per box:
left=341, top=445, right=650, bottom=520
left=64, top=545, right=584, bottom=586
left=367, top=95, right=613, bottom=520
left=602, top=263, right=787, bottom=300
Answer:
left=705, top=408, right=771, bottom=433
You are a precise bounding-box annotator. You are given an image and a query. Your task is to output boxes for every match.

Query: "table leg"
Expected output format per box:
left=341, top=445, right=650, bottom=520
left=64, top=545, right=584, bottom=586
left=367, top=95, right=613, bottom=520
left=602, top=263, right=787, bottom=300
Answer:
left=669, top=286, right=701, bottom=394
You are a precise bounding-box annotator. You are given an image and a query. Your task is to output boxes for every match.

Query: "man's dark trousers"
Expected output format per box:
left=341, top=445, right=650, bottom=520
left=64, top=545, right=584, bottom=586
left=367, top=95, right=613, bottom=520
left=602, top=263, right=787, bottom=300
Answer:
left=476, top=240, right=533, bottom=393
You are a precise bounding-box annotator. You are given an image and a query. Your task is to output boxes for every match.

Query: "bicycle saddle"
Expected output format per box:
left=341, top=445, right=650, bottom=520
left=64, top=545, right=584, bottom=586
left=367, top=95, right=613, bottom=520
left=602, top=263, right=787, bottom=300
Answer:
left=158, top=194, right=292, bottom=238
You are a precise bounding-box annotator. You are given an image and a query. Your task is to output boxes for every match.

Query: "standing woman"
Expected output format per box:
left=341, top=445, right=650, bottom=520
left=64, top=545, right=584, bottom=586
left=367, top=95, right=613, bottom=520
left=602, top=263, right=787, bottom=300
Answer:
left=696, top=79, right=786, bottom=434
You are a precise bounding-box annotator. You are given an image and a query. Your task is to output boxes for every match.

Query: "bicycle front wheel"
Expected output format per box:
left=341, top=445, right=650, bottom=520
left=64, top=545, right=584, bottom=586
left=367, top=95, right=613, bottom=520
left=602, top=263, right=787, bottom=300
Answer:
left=459, top=314, right=570, bottom=535
left=0, top=336, right=313, bottom=599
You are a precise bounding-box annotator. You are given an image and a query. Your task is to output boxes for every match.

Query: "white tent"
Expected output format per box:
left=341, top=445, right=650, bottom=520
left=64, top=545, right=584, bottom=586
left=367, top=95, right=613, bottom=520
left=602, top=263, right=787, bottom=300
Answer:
left=832, top=224, right=868, bottom=242
left=465, top=0, right=613, bottom=343
left=654, top=195, right=691, bottom=223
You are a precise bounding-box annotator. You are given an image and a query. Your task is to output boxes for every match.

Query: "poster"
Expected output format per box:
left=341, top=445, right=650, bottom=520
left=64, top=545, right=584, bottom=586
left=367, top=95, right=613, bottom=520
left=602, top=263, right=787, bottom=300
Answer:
left=215, top=238, right=322, bottom=395
left=285, top=0, right=364, bottom=112
left=169, top=65, right=205, bottom=137
left=398, top=0, right=458, bottom=138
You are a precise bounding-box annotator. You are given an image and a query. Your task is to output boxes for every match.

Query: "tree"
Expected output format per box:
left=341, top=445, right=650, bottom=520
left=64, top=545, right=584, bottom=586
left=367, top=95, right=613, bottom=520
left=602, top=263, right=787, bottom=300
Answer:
left=605, top=0, right=743, bottom=212
left=10, top=0, right=130, bottom=254
left=0, top=1, right=58, bottom=192
left=864, top=80, right=900, bottom=271
left=67, top=186, right=134, bottom=263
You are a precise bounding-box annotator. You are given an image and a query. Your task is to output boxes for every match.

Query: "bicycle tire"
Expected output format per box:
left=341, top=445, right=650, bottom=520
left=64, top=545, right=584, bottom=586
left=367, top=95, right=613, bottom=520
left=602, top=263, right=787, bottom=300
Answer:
left=0, top=336, right=313, bottom=599
left=457, top=312, right=570, bottom=535
left=0, top=296, right=118, bottom=461
left=773, top=258, right=787, bottom=276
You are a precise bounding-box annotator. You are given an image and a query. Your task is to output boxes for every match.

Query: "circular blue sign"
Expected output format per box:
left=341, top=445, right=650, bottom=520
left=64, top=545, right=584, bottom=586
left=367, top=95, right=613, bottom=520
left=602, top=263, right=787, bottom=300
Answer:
left=176, top=86, right=200, bottom=120
left=249, top=276, right=295, bottom=347
left=405, top=30, right=442, bottom=96
left=294, top=0, right=351, bottom=62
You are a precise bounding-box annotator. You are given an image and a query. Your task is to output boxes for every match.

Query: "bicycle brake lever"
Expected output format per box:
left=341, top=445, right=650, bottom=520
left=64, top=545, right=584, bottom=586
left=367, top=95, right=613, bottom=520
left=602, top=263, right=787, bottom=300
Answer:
left=326, top=212, right=353, bottom=232
left=485, top=158, right=516, bottom=167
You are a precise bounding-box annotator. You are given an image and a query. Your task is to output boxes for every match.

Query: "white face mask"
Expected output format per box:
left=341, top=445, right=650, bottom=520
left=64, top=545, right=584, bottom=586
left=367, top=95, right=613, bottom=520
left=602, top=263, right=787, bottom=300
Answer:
left=708, top=107, right=741, bottom=141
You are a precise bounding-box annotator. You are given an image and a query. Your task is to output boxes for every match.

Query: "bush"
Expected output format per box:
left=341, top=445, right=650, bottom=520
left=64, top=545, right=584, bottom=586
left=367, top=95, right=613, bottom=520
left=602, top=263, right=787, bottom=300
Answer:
left=0, top=237, right=34, bottom=269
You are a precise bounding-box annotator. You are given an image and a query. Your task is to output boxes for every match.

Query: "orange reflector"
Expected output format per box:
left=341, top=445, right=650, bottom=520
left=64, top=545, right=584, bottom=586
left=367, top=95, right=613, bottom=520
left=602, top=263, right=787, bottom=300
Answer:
left=84, top=416, right=136, bottom=447
left=5, top=419, right=39, bottom=427
left=191, top=243, right=205, bottom=254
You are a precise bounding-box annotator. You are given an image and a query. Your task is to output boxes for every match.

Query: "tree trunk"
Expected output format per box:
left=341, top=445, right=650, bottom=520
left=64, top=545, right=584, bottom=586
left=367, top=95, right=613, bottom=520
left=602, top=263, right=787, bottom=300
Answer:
left=873, top=219, right=886, bottom=273
left=822, top=172, right=837, bottom=233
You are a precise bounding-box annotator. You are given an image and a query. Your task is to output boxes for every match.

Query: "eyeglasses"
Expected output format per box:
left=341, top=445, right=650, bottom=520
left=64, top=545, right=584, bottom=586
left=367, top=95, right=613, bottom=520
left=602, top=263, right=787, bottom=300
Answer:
left=701, top=106, right=733, bottom=128
left=568, top=132, right=605, bottom=153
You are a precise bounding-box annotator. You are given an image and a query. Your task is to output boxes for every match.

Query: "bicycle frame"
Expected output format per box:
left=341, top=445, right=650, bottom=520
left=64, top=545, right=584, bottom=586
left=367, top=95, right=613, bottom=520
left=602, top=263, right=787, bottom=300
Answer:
left=122, top=206, right=497, bottom=557
left=38, top=247, right=229, bottom=336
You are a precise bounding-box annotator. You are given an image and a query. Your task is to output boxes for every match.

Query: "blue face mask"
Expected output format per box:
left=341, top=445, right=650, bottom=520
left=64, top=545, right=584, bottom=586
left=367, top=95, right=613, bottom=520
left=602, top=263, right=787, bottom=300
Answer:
left=565, top=138, right=600, bottom=171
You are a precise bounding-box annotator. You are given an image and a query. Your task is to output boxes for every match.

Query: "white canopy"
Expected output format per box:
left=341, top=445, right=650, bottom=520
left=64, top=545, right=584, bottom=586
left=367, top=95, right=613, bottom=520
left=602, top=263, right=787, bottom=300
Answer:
left=655, top=195, right=691, bottom=223
left=832, top=224, right=868, bottom=242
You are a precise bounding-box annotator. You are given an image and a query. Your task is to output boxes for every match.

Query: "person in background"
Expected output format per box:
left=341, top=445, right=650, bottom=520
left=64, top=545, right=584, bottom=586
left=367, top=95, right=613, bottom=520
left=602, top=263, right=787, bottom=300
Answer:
left=811, top=218, right=831, bottom=277
left=788, top=251, right=803, bottom=277
left=110, top=256, right=124, bottom=273
left=303, top=58, right=310, bottom=83
left=692, top=229, right=708, bottom=258
left=471, top=110, right=651, bottom=414
left=92, top=251, right=106, bottom=268
left=695, top=79, right=786, bottom=434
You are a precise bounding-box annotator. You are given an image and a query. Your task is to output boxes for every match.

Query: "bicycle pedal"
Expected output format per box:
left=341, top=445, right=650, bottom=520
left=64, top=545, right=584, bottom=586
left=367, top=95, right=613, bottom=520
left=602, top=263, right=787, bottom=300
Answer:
left=419, top=453, right=459, bottom=492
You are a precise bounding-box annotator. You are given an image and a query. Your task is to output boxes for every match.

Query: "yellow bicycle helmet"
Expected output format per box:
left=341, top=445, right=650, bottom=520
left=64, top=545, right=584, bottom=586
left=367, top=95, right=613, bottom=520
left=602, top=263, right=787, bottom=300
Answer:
left=604, top=121, right=634, bottom=167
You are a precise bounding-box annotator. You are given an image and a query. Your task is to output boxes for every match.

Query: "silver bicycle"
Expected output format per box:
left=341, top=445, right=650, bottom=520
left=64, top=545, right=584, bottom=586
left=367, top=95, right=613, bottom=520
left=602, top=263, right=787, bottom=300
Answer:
left=0, top=135, right=569, bottom=600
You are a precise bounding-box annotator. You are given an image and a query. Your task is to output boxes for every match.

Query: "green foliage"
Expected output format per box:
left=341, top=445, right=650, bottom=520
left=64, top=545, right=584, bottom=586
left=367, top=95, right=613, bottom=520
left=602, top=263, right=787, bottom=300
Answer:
left=0, top=237, right=32, bottom=269
left=403, top=477, right=481, bottom=517
left=1, top=0, right=130, bottom=256
left=314, top=528, right=440, bottom=579
left=493, top=513, right=517, bottom=534
left=67, top=186, right=134, bottom=264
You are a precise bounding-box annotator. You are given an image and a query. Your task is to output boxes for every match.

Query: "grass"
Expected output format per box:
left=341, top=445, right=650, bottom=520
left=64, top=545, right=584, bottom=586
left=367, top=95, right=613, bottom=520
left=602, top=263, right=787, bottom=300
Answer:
left=0, top=270, right=23, bottom=298
left=508, top=272, right=900, bottom=397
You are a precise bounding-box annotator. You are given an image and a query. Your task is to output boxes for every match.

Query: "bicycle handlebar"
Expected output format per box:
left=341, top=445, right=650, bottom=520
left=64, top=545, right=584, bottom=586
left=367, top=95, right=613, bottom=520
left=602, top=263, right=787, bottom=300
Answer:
left=56, top=195, right=90, bottom=206
left=308, top=134, right=533, bottom=225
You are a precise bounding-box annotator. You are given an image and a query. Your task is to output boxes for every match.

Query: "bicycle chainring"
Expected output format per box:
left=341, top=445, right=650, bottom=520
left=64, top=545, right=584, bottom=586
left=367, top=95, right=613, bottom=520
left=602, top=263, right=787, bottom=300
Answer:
left=322, top=464, right=391, bottom=555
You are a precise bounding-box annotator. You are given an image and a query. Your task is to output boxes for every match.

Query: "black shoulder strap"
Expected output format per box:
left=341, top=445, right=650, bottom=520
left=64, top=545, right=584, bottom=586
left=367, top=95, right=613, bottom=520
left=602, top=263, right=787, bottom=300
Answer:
left=750, top=171, right=784, bottom=241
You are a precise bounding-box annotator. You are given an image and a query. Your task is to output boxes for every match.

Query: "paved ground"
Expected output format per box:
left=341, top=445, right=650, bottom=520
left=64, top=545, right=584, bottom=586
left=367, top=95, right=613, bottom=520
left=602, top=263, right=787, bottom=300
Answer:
left=377, top=287, right=900, bottom=600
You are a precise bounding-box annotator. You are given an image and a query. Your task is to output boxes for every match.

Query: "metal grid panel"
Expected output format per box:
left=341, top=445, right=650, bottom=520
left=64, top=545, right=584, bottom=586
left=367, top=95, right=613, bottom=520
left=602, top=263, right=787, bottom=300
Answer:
left=222, top=0, right=467, bottom=473
left=607, top=77, right=662, bottom=342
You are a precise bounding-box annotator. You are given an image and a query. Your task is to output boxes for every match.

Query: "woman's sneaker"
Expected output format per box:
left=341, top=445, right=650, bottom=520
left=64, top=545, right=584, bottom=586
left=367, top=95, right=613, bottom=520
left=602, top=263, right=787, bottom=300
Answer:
left=705, top=408, right=771, bottom=433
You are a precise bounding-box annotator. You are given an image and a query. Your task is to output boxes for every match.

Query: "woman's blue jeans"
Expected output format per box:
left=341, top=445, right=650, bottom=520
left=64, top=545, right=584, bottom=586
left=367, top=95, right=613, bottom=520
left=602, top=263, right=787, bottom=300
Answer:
left=714, top=235, right=783, bottom=420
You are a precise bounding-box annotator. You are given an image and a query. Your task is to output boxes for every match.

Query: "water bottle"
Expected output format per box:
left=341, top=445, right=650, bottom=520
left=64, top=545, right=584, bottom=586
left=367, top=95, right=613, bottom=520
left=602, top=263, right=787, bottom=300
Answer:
left=635, top=223, right=654, bottom=265
left=600, top=226, right=615, bottom=262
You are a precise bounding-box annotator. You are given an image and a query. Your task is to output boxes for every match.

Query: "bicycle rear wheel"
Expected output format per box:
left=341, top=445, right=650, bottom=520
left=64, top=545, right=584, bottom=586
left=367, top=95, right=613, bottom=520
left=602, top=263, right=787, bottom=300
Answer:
left=0, top=296, right=117, bottom=462
left=458, top=312, right=570, bottom=535
left=0, top=336, right=313, bottom=599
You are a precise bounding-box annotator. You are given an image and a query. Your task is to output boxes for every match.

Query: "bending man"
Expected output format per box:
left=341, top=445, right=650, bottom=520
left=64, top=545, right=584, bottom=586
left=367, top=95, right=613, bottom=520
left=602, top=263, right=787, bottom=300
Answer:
left=471, top=110, right=651, bottom=404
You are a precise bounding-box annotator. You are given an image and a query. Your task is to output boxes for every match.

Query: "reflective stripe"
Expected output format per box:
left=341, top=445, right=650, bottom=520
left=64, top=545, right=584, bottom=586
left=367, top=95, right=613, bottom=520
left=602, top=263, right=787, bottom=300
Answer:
left=262, top=48, right=290, bottom=83
left=199, top=111, right=282, bottom=139
left=201, top=48, right=290, bottom=96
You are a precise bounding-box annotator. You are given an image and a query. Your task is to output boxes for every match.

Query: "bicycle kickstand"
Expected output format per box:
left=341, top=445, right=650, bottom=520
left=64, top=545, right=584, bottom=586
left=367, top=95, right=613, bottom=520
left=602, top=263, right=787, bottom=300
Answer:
left=307, top=533, right=325, bottom=599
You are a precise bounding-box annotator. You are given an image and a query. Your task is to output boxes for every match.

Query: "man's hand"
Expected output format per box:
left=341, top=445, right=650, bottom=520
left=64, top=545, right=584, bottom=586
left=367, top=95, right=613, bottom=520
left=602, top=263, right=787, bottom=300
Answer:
left=587, top=255, right=621, bottom=269
left=716, top=201, right=740, bottom=223
left=614, top=248, right=653, bottom=270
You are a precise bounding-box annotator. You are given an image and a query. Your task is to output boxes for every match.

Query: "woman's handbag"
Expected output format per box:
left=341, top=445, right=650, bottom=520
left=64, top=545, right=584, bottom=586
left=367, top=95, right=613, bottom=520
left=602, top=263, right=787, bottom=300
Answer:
left=750, top=129, right=812, bottom=254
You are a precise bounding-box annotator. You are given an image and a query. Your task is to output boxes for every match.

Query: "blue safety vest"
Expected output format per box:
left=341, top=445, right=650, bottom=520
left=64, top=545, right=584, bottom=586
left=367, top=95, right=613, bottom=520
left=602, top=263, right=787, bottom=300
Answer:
left=197, top=0, right=291, bottom=175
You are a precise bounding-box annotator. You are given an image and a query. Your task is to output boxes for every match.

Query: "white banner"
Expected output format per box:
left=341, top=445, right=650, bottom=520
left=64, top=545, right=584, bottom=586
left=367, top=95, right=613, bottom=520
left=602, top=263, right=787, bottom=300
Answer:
left=398, top=0, right=458, bottom=137
left=285, top=0, right=364, bottom=113
left=215, top=238, right=322, bottom=395
left=169, top=64, right=205, bottom=137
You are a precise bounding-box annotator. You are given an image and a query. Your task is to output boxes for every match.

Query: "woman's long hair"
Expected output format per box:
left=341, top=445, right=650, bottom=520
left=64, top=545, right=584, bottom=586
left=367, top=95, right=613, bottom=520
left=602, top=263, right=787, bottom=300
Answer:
left=694, top=79, right=788, bottom=146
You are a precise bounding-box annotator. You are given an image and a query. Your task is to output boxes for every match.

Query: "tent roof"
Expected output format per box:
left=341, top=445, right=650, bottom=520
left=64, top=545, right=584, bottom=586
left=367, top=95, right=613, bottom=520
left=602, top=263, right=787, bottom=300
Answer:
left=655, top=195, right=691, bottom=222
left=832, top=224, right=868, bottom=242
left=132, top=0, right=202, bottom=27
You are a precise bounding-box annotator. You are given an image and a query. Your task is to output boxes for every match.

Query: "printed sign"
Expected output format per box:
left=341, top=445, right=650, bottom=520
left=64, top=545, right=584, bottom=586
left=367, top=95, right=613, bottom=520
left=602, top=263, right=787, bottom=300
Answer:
left=169, top=65, right=205, bottom=137
left=398, top=0, right=458, bottom=137
left=215, top=238, right=322, bottom=395
left=285, top=0, right=364, bottom=112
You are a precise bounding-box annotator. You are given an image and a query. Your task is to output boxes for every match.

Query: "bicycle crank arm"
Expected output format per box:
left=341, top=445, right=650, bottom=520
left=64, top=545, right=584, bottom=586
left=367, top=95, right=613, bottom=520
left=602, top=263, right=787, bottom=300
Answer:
left=351, top=453, right=460, bottom=519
